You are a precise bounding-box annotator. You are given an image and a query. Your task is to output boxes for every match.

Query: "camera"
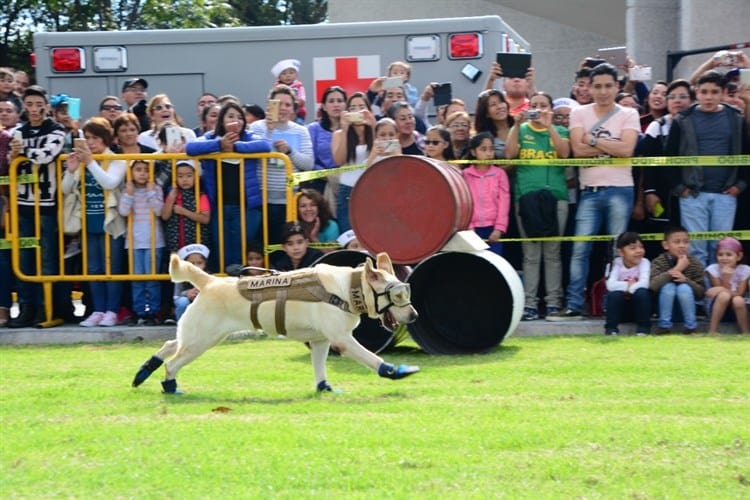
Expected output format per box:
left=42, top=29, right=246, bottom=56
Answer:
left=348, top=111, right=363, bottom=124
left=527, top=109, right=540, bottom=120
left=713, top=50, right=738, bottom=67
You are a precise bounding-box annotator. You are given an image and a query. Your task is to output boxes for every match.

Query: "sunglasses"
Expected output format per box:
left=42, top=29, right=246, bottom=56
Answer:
left=424, top=140, right=445, bottom=146
left=449, top=122, right=470, bottom=129
left=153, top=104, right=173, bottom=111
left=101, top=105, right=123, bottom=111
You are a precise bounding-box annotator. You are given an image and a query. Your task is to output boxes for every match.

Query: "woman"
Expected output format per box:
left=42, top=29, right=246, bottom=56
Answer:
left=98, top=96, right=124, bottom=125
left=505, top=92, right=570, bottom=321
left=474, top=89, right=515, bottom=159
left=386, top=101, right=422, bottom=155
left=296, top=188, right=340, bottom=244
left=186, top=101, right=272, bottom=270
left=639, top=80, right=668, bottom=131
left=113, top=113, right=155, bottom=155
left=444, top=111, right=472, bottom=159
left=62, top=117, right=127, bottom=327
left=331, top=92, right=375, bottom=232
left=198, top=103, right=221, bottom=137
left=306, top=85, right=346, bottom=194
left=137, top=94, right=196, bottom=150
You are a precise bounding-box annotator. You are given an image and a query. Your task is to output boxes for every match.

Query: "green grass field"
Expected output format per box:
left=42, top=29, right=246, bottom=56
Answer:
left=1, top=334, right=748, bottom=498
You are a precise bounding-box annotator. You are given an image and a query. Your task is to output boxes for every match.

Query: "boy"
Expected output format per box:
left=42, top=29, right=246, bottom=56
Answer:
left=7, top=85, right=66, bottom=328
left=649, top=226, right=705, bottom=334
left=271, top=59, right=306, bottom=123
left=271, top=222, right=323, bottom=271
left=173, top=243, right=210, bottom=321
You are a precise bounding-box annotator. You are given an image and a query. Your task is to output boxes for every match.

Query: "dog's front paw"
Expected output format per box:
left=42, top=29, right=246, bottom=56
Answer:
left=378, top=362, right=420, bottom=380
left=316, top=380, right=333, bottom=392
left=132, top=355, right=164, bottom=387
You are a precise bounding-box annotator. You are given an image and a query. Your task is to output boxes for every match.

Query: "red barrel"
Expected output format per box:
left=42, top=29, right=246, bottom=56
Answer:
left=349, top=156, right=473, bottom=264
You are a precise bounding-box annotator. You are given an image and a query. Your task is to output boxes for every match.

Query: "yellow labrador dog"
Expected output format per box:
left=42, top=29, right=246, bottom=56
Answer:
left=132, top=252, right=419, bottom=394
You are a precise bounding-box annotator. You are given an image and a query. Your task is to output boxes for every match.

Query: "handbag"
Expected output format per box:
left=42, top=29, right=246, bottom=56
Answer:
left=63, top=170, right=82, bottom=235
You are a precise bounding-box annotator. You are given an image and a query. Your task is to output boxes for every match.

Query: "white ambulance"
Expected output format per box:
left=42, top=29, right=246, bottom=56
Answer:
left=32, top=16, right=529, bottom=128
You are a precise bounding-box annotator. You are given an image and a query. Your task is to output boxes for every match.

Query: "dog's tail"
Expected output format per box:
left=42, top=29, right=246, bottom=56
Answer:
left=169, top=253, right=212, bottom=290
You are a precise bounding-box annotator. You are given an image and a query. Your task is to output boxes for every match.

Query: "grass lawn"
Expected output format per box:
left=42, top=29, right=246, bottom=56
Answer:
left=1, top=333, right=748, bottom=498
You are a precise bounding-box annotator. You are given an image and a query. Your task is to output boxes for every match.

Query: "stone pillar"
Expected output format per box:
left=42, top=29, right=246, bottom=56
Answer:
left=626, top=0, right=679, bottom=82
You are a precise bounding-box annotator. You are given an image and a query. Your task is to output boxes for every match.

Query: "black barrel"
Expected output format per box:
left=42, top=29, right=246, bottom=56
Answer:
left=313, top=250, right=408, bottom=354
left=406, top=250, right=523, bottom=354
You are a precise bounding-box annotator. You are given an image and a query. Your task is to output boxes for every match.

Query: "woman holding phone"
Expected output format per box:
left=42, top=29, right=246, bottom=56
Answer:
left=137, top=94, right=196, bottom=151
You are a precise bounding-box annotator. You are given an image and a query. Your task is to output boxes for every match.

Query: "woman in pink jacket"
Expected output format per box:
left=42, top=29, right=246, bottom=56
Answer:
left=461, top=131, right=510, bottom=256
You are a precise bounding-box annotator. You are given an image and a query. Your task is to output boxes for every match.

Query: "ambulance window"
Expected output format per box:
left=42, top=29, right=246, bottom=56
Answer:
left=51, top=48, right=86, bottom=73
left=448, top=33, right=483, bottom=60
left=406, top=35, right=440, bottom=62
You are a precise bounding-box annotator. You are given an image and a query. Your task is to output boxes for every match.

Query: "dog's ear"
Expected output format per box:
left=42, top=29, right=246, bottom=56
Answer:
left=364, top=257, right=381, bottom=284
left=375, top=252, right=395, bottom=275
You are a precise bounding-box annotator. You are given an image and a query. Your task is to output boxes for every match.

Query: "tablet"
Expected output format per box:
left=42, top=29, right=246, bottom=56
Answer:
left=496, top=53, right=531, bottom=79
left=598, top=46, right=627, bottom=67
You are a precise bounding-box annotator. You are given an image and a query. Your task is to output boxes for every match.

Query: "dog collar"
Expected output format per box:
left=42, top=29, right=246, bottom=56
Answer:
left=349, top=271, right=368, bottom=315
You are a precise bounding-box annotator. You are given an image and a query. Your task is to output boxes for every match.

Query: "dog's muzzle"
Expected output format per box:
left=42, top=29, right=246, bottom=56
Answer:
left=374, top=282, right=412, bottom=314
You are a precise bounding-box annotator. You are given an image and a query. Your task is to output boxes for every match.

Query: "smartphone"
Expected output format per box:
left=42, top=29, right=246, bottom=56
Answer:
left=347, top=111, right=363, bottom=124
left=165, top=126, right=182, bottom=149
left=598, top=46, right=627, bottom=67
left=267, top=99, right=280, bottom=122
left=433, top=82, right=452, bottom=107
left=740, top=69, right=750, bottom=86
left=460, top=63, right=482, bottom=83
left=382, top=76, right=404, bottom=89
left=495, top=52, right=531, bottom=78
left=377, top=139, right=399, bottom=154
left=13, top=130, right=23, bottom=143
left=73, top=137, right=86, bottom=149
left=226, top=121, right=240, bottom=133
left=629, top=66, right=652, bottom=81
left=584, top=57, right=607, bottom=68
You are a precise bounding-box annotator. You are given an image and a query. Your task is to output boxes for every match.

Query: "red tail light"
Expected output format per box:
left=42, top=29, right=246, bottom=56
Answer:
left=51, top=48, right=86, bottom=72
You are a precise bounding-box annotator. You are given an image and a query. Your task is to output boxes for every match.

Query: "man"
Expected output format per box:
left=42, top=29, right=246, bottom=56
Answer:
left=374, top=85, right=427, bottom=133
left=121, top=78, right=150, bottom=132
left=484, top=61, right=534, bottom=117
left=0, top=98, right=21, bottom=131
left=193, top=92, right=217, bottom=136
left=7, top=86, right=66, bottom=328
left=548, top=63, right=640, bottom=321
left=572, top=67, right=593, bottom=105
left=665, top=70, right=750, bottom=267
left=13, top=70, right=30, bottom=98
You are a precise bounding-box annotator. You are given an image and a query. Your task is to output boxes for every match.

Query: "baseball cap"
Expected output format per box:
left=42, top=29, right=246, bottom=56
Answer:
left=122, top=78, right=148, bottom=92
left=176, top=159, right=196, bottom=169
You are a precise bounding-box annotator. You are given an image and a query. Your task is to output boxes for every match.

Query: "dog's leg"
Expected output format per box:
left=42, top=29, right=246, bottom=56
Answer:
left=161, top=343, right=212, bottom=394
left=333, top=336, right=420, bottom=380
left=131, top=339, right=179, bottom=387
left=309, top=340, right=332, bottom=392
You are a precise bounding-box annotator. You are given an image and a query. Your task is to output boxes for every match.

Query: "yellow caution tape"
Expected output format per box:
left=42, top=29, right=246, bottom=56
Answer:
left=0, top=237, right=40, bottom=250
left=0, top=173, right=39, bottom=185
left=501, top=229, right=750, bottom=244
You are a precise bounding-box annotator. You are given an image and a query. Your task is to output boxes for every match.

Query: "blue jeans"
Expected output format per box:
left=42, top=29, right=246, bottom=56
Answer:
left=657, top=282, right=697, bottom=329
left=605, top=288, right=652, bottom=333
left=211, top=204, right=262, bottom=270
left=17, top=213, right=60, bottom=306
left=87, top=233, right=125, bottom=313
left=0, top=227, right=13, bottom=308
left=174, top=295, right=191, bottom=321
left=337, top=184, right=353, bottom=234
left=473, top=226, right=503, bottom=256
left=566, top=186, right=633, bottom=312
left=132, top=247, right=163, bottom=316
left=679, top=192, right=737, bottom=267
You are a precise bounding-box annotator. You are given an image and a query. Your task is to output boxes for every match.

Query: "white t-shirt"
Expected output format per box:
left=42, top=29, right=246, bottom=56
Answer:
left=705, top=263, right=750, bottom=293
left=569, top=103, right=640, bottom=188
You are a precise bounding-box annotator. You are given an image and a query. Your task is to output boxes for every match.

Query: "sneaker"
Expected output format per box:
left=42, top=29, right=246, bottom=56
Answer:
left=655, top=327, right=671, bottom=335
left=80, top=311, right=104, bottom=327
left=545, top=306, right=561, bottom=318
left=162, top=316, right=177, bottom=326
left=521, top=307, right=539, bottom=321
left=99, top=311, right=119, bottom=327
left=605, top=329, right=619, bottom=336
left=636, top=331, right=649, bottom=337
left=683, top=328, right=697, bottom=335
left=127, top=315, right=142, bottom=327
left=142, top=315, right=157, bottom=326
left=63, top=239, right=81, bottom=259
left=546, top=308, right=582, bottom=321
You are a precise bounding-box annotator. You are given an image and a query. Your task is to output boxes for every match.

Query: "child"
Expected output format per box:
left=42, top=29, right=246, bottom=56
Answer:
left=649, top=226, right=706, bottom=334
left=461, top=131, right=510, bottom=256
left=423, top=125, right=455, bottom=163
left=271, top=222, right=323, bottom=271
left=162, top=159, right=210, bottom=253
left=336, top=229, right=365, bottom=251
left=118, top=160, right=165, bottom=325
left=174, top=243, right=210, bottom=321
left=367, top=118, right=401, bottom=166
left=387, top=61, right=418, bottom=107
left=604, top=232, right=651, bottom=335
left=704, top=237, right=750, bottom=334
left=271, top=59, right=306, bottom=123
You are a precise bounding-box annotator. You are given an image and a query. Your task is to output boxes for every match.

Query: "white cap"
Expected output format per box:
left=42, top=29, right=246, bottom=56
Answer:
left=552, top=97, right=580, bottom=111
left=271, top=59, right=301, bottom=79
left=177, top=243, right=210, bottom=261
left=336, top=229, right=357, bottom=248
left=176, top=159, right=195, bottom=169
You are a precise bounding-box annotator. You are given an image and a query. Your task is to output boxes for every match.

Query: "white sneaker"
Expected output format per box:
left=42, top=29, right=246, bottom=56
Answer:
left=99, top=311, right=119, bottom=327
left=80, top=311, right=104, bottom=327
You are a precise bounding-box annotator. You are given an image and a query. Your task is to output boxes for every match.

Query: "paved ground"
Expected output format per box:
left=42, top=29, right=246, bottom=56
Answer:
left=0, top=318, right=739, bottom=346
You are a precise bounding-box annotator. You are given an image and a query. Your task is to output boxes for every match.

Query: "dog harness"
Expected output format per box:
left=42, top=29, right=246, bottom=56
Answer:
left=237, top=269, right=366, bottom=335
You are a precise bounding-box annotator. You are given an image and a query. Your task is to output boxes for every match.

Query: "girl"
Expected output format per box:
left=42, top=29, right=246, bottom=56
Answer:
left=118, top=160, right=165, bottom=325
left=332, top=92, right=375, bottom=232
left=704, top=237, right=750, bottom=334
left=461, top=131, right=510, bottom=256
left=505, top=92, right=570, bottom=320
left=186, top=101, right=272, bottom=271
left=604, top=232, right=651, bottom=335
left=296, top=188, right=340, bottom=245
left=422, top=125, right=454, bottom=163
left=474, top=89, right=515, bottom=159
left=174, top=243, right=210, bottom=320
left=62, top=117, right=127, bottom=327
left=367, top=117, right=401, bottom=166
left=162, top=160, right=210, bottom=253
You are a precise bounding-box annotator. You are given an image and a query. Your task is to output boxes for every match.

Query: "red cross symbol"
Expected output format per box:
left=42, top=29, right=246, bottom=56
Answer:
left=315, top=57, right=375, bottom=104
